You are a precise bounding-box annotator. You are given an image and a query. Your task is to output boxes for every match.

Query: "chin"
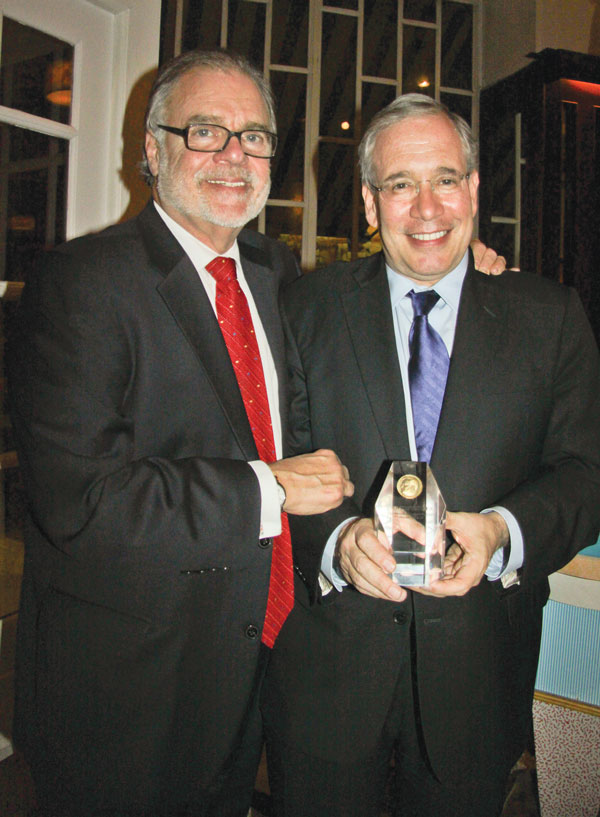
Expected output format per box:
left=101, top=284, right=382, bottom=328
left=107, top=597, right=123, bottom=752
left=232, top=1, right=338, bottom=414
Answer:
left=208, top=206, right=261, bottom=229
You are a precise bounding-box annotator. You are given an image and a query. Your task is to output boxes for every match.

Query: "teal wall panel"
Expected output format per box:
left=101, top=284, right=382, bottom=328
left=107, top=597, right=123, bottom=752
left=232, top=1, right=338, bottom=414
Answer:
left=536, top=600, right=600, bottom=706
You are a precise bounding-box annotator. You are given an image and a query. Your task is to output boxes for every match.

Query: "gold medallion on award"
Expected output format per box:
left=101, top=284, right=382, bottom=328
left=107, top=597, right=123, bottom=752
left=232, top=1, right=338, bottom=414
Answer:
left=374, top=461, right=446, bottom=586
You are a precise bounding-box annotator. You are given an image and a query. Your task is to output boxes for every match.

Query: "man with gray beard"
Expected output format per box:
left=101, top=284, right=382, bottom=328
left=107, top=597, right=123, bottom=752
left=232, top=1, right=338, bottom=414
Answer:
left=8, top=49, right=353, bottom=817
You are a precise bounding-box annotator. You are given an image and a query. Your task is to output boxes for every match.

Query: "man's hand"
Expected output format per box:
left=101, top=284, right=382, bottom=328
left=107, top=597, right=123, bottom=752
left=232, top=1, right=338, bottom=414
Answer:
left=470, top=238, right=506, bottom=275
left=335, top=518, right=406, bottom=602
left=269, top=449, right=354, bottom=515
left=415, top=510, right=509, bottom=598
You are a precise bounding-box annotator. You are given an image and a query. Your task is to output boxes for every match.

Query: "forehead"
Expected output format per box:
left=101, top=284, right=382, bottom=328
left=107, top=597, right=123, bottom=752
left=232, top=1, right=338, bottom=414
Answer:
left=167, top=67, right=270, bottom=126
left=373, top=114, right=465, bottom=177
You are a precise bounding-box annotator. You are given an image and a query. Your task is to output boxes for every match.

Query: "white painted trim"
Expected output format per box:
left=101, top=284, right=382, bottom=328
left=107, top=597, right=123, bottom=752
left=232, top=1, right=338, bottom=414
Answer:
left=65, top=39, right=83, bottom=240
left=108, top=8, right=131, bottom=220
left=1, top=0, right=161, bottom=236
left=86, top=0, right=132, bottom=11
left=549, top=572, right=600, bottom=611
left=109, top=0, right=162, bottom=221
left=0, top=106, right=76, bottom=140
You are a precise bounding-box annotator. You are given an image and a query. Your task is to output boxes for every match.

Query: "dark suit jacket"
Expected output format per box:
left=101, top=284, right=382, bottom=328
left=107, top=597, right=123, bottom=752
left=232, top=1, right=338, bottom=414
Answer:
left=8, top=202, right=299, bottom=810
left=266, top=251, right=600, bottom=783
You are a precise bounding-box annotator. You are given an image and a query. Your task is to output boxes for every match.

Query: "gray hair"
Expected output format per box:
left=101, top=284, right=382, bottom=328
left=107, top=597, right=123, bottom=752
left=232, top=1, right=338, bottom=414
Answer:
left=358, top=93, right=478, bottom=189
left=140, top=49, right=276, bottom=186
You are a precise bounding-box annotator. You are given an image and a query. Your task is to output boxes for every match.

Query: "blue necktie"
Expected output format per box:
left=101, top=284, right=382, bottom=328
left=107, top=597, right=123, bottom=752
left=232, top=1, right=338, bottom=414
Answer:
left=408, top=289, right=450, bottom=462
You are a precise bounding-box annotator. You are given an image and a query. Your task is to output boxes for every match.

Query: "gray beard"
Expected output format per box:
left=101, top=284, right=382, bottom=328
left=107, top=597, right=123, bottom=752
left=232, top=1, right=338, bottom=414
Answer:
left=198, top=179, right=271, bottom=228
left=156, top=162, right=271, bottom=230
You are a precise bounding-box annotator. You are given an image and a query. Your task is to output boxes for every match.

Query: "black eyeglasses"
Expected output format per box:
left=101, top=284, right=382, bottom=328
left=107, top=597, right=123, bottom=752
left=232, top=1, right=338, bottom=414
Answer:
left=157, top=123, right=277, bottom=158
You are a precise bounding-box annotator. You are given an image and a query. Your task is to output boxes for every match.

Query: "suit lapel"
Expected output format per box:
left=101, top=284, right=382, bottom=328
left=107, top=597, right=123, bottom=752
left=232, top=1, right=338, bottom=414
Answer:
left=432, top=258, right=507, bottom=474
left=238, top=235, right=285, bottom=405
left=341, top=254, right=411, bottom=458
left=139, top=204, right=258, bottom=460
left=238, top=234, right=289, bottom=444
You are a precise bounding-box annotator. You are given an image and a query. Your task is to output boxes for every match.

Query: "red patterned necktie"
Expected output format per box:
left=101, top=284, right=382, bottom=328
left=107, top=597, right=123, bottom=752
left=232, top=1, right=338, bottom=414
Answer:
left=206, top=255, right=294, bottom=648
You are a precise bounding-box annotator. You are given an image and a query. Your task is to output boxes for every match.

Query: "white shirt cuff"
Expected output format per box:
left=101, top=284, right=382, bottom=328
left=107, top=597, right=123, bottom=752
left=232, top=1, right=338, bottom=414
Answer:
left=320, top=517, right=358, bottom=591
left=248, top=460, right=282, bottom=539
left=481, top=506, right=524, bottom=580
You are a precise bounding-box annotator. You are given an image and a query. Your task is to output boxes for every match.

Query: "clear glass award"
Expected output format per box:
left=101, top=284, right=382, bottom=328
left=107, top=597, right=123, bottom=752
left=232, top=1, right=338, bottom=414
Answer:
left=374, top=461, right=446, bottom=587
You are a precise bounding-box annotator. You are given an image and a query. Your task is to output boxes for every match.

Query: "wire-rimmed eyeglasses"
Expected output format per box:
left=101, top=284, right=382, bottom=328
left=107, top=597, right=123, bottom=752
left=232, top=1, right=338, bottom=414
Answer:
left=157, top=123, right=278, bottom=159
left=370, top=172, right=470, bottom=202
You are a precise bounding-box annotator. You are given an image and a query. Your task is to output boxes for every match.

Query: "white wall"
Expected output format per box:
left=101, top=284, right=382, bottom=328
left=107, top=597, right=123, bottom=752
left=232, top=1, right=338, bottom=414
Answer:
left=92, top=0, right=162, bottom=223
left=482, top=0, right=537, bottom=88
left=536, top=0, right=598, bottom=55
left=482, top=0, right=600, bottom=88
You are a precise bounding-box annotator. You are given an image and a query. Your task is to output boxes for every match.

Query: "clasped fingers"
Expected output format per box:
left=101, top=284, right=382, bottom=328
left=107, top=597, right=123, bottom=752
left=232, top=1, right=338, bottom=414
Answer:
left=337, top=519, right=406, bottom=601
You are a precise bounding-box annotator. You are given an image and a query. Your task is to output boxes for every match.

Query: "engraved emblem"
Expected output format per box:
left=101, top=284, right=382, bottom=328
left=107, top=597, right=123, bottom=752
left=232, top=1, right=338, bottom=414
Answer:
left=397, top=474, right=423, bottom=499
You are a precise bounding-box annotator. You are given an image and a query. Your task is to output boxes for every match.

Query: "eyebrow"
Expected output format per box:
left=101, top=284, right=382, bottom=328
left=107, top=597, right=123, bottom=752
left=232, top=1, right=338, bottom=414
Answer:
left=186, top=115, right=272, bottom=131
left=381, top=166, right=463, bottom=183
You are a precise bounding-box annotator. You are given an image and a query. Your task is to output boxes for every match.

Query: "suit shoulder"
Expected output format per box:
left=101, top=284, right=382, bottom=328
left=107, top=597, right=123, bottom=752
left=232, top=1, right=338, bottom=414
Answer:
left=22, top=213, right=160, bottom=320
left=492, top=269, right=573, bottom=306
left=282, top=254, right=380, bottom=309
left=44, top=216, right=147, bottom=281
left=238, top=228, right=300, bottom=284
left=479, top=270, right=596, bottom=350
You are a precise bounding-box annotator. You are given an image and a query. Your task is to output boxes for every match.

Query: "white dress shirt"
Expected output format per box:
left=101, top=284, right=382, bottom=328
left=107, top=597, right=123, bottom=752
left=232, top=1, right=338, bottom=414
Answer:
left=154, top=201, right=282, bottom=538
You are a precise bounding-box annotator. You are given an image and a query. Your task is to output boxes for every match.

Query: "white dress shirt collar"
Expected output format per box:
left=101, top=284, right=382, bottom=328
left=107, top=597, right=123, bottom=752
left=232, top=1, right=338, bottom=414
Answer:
left=385, top=249, right=470, bottom=310
left=152, top=200, right=243, bottom=273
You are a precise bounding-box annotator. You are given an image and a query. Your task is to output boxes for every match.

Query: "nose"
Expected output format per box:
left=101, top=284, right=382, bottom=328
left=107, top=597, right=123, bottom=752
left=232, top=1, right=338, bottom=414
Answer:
left=214, top=132, right=246, bottom=163
left=409, top=181, right=444, bottom=220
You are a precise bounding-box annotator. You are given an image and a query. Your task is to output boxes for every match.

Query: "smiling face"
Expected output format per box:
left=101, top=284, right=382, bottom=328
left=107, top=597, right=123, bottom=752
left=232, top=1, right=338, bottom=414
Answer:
left=145, top=67, right=272, bottom=253
left=362, top=113, right=479, bottom=285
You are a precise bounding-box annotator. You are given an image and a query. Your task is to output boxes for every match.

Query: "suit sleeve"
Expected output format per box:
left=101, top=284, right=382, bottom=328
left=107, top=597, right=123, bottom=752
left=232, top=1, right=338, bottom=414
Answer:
left=495, top=287, right=600, bottom=584
left=8, top=249, right=262, bottom=575
left=281, top=298, right=362, bottom=599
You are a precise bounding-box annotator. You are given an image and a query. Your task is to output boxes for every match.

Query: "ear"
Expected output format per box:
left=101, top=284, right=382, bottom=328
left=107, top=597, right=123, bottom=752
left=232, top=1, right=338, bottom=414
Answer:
left=467, top=170, right=479, bottom=217
left=362, top=184, right=379, bottom=231
left=145, top=131, right=160, bottom=179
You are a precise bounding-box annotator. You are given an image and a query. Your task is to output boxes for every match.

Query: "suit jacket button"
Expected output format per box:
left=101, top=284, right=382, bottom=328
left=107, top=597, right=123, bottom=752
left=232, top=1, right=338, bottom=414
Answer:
left=259, top=537, right=272, bottom=549
left=393, top=610, right=408, bottom=625
left=245, top=624, right=259, bottom=640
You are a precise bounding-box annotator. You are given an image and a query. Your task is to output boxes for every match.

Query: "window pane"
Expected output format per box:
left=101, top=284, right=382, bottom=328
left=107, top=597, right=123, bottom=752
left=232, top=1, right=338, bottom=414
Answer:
left=270, top=72, right=306, bottom=200
left=227, top=0, right=266, bottom=69
left=480, top=109, right=514, bottom=215
left=325, top=0, right=359, bottom=9
left=361, top=83, right=398, bottom=136
left=0, top=124, right=68, bottom=282
left=479, top=109, right=519, bottom=268
left=0, top=122, right=68, bottom=544
left=440, top=92, right=472, bottom=125
left=0, top=296, right=25, bottom=540
left=596, top=106, right=600, bottom=183
left=317, top=143, right=354, bottom=267
left=403, top=0, right=437, bottom=23
left=402, top=26, right=435, bottom=95
left=442, top=1, right=473, bottom=90
left=320, top=12, right=357, bottom=138
left=559, top=101, right=577, bottom=287
left=487, top=222, right=516, bottom=277
left=180, top=0, right=222, bottom=51
left=363, top=0, right=397, bottom=79
left=271, top=0, right=308, bottom=67
left=265, top=205, right=302, bottom=262
left=0, top=17, right=73, bottom=125
left=358, top=210, right=381, bottom=258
